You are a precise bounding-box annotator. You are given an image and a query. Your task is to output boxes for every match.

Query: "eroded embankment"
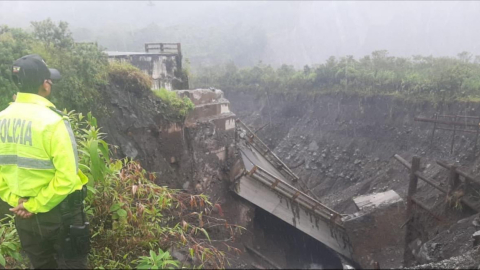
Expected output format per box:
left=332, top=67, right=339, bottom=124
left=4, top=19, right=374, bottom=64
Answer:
left=93, top=83, right=256, bottom=267
left=225, top=90, right=480, bottom=266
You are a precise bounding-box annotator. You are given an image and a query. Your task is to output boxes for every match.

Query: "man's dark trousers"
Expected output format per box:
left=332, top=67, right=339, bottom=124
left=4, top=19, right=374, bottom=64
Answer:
left=0, top=199, right=9, bottom=222
left=14, top=191, right=89, bottom=269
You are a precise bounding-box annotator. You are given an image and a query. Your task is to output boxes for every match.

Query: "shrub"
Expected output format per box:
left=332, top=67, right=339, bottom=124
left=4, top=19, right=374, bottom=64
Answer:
left=153, top=88, right=195, bottom=119
left=108, top=61, right=152, bottom=91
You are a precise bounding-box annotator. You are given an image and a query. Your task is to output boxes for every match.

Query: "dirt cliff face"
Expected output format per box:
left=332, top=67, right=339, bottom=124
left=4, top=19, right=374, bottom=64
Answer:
left=225, top=90, right=480, bottom=266
left=96, top=82, right=237, bottom=196
left=94, top=79, right=191, bottom=189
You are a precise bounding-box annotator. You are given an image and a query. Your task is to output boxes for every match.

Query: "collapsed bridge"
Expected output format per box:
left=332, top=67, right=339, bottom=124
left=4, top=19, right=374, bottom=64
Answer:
left=231, top=120, right=354, bottom=262
left=228, top=118, right=408, bottom=269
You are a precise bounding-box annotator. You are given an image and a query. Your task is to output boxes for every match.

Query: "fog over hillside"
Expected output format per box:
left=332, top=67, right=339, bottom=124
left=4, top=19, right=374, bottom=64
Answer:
left=1, top=1, right=479, bottom=67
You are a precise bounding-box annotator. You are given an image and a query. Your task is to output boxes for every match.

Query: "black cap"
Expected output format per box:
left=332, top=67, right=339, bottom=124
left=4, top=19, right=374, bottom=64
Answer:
left=11, top=54, right=61, bottom=90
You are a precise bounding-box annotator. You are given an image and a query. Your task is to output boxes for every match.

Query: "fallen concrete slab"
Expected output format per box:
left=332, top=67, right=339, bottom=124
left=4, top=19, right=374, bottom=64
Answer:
left=353, top=189, right=403, bottom=212
left=343, top=190, right=406, bottom=269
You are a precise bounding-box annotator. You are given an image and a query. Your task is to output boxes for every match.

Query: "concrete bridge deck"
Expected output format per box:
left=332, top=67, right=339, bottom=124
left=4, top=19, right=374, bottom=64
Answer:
left=232, top=120, right=354, bottom=261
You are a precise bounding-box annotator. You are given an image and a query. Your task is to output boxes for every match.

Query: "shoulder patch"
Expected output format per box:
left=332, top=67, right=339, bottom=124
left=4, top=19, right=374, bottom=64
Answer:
left=48, top=107, right=67, bottom=117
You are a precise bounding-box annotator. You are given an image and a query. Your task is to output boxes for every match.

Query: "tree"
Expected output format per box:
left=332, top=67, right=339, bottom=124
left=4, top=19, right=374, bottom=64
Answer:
left=0, top=26, right=34, bottom=110
left=457, top=51, right=473, bottom=63
left=30, top=19, right=109, bottom=112
left=191, top=50, right=480, bottom=101
left=0, top=20, right=109, bottom=112
left=31, top=19, right=74, bottom=50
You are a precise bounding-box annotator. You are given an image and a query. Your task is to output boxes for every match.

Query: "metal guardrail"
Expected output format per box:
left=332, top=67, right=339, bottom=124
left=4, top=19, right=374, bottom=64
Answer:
left=236, top=120, right=343, bottom=227
left=236, top=120, right=298, bottom=180
left=144, top=43, right=182, bottom=55
left=235, top=120, right=322, bottom=200
left=245, top=163, right=344, bottom=227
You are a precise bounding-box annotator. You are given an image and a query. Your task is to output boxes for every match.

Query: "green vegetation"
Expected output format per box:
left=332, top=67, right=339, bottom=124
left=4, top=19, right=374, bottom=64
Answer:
left=30, top=19, right=110, bottom=112
left=192, top=51, right=480, bottom=102
left=0, top=111, right=243, bottom=269
left=0, top=216, right=26, bottom=268
left=0, top=19, right=109, bottom=112
left=136, top=248, right=180, bottom=269
left=153, top=88, right=195, bottom=119
left=108, top=63, right=195, bottom=121
left=108, top=61, right=195, bottom=120
left=0, top=26, right=34, bottom=110
left=108, top=61, right=152, bottom=90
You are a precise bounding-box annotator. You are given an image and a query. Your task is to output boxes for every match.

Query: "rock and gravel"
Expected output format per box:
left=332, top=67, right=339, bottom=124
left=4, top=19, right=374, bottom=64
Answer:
left=410, top=248, right=480, bottom=269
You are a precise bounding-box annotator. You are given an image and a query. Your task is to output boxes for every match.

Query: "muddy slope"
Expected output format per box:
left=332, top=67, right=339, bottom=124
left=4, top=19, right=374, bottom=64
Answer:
left=95, top=80, right=189, bottom=188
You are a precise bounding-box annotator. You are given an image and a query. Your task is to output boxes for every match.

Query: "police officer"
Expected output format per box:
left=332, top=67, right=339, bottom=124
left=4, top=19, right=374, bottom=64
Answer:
left=0, top=55, right=90, bottom=269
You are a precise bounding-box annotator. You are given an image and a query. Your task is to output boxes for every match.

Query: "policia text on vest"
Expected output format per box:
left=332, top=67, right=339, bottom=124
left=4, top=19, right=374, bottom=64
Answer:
left=0, top=54, right=90, bottom=269
left=0, top=118, right=33, bottom=146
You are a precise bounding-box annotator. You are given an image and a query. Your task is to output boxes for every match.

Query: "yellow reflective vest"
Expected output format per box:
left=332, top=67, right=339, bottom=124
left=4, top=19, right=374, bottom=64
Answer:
left=0, top=93, right=87, bottom=213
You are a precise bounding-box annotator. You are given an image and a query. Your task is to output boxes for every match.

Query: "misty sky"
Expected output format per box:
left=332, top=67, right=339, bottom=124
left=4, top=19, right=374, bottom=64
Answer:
left=1, top=1, right=479, bottom=67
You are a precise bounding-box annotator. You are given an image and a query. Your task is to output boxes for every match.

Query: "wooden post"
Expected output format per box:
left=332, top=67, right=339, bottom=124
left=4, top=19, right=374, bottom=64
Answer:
left=465, top=175, right=471, bottom=198
left=430, top=113, right=438, bottom=147
left=406, top=156, right=421, bottom=215
left=404, top=156, right=420, bottom=266
left=449, top=165, right=460, bottom=192
left=450, top=115, right=457, bottom=154
left=177, top=43, right=182, bottom=56
left=445, top=165, right=460, bottom=211
left=475, top=121, right=480, bottom=156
